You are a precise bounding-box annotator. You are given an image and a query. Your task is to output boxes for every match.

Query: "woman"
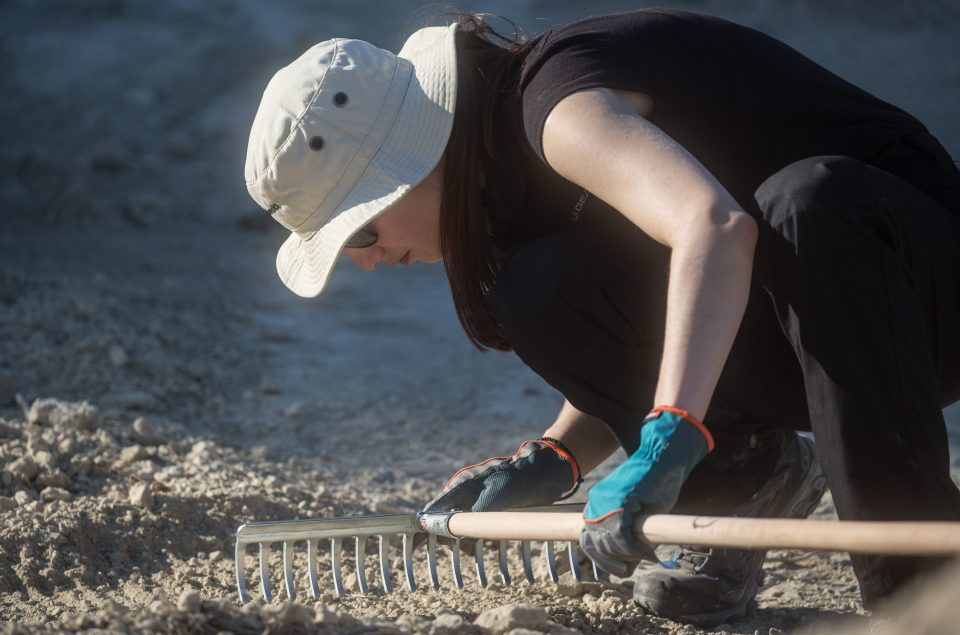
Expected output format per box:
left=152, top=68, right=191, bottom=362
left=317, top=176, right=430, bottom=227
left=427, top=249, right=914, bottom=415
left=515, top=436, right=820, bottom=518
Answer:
left=244, top=9, right=960, bottom=626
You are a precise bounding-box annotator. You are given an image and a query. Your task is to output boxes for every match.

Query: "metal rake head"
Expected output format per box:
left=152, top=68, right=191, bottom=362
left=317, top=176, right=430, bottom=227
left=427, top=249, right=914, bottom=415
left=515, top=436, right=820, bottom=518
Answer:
left=234, top=510, right=603, bottom=603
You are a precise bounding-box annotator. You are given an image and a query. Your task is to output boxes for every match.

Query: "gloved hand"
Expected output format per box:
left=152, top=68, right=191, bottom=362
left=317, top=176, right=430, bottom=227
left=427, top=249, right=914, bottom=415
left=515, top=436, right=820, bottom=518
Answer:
left=423, top=438, right=582, bottom=513
left=580, top=406, right=714, bottom=576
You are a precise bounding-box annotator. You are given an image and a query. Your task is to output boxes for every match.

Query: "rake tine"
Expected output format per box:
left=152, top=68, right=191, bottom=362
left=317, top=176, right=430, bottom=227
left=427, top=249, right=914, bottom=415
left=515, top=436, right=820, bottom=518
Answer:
left=402, top=533, right=417, bottom=591
left=331, top=537, right=345, bottom=596
left=282, top=541, right=297, bottom=599
left=235, top=542, right=251, bottom=603
left=521, top=540, right=534, bottom=584
left=450, top=539, right=464, bottom=589
left=545, top=541, right=559, bottom=583
left=307, top=539, right=321, bottom=598
left=592, top=559, right=606, bottom=582
left=379, top=535, right=394, bottom=593
left=568, top=541, right=582, bottom=581
left=427, top=534, right=440, bottom=589
left=355, top=536, right=369, bottom=594
left=498, top=541, right=511, bottom=586
left=259, top=542, right=272, bottom=601
left=475, top=538, right=488, bottom=588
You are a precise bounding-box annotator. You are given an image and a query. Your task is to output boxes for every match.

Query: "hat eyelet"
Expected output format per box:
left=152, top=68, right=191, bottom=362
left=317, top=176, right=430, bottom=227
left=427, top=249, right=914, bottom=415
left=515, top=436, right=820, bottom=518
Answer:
left=308, top=136, right=325, bottom=151
left=333, top=92, right=348, bottom=107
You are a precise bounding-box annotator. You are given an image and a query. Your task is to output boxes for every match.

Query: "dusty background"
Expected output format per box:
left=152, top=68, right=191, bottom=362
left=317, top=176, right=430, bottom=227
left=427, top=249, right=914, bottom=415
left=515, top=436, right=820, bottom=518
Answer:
left=2, top=0, right=959, bottom=633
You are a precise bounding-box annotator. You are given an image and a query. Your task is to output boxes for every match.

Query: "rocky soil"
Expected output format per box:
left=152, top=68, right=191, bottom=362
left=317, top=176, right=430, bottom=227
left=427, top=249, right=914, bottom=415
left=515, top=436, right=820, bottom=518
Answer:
left=2, top=1, right=959, bottom=633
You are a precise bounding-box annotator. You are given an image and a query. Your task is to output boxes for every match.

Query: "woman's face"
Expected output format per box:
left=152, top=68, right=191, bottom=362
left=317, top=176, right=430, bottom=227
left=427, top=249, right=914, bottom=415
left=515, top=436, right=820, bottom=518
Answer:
left=344, top=161, right=444, bottom=271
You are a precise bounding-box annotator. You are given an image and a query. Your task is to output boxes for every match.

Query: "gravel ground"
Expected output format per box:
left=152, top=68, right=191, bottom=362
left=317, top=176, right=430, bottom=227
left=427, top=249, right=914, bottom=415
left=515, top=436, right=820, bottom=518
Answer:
left=2, top=1, right=959, bottom=633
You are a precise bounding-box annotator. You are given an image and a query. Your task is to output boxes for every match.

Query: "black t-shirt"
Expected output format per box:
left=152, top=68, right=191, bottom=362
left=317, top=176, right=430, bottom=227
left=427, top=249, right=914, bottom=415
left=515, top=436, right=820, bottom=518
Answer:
left=485, top=8, right=956, bottom=251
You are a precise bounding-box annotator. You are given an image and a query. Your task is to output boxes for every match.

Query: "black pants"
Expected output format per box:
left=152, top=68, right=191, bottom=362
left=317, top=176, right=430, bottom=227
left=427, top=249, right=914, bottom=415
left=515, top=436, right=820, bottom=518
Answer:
left=487, top=150, right=960, bottom=608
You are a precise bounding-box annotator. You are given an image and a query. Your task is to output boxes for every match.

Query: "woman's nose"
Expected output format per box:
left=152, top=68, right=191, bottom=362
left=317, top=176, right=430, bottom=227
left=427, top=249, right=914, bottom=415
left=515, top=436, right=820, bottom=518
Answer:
left=344, top=246, right=382, bottom=272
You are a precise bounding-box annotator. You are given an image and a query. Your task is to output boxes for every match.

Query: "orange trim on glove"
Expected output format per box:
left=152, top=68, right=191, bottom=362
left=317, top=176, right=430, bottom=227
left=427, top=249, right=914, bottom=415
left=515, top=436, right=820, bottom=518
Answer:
left=583, top=508, right=623, bottom=524
left=443, top=438, right=583, bottom=490
left=532, top=438, right=581, bottom=486
left=442, top=453, right=514, bottom=489
left=651, top=405, right=715, bottom=452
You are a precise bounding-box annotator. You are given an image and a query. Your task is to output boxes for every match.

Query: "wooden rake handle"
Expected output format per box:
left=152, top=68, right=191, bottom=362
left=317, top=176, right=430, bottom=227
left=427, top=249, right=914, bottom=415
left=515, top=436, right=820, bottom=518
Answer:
left=431, top=511, right=960, bottom=556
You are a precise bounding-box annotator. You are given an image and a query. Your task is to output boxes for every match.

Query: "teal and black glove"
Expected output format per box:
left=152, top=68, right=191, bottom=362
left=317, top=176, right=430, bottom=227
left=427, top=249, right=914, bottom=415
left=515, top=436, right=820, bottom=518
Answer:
left=580, top=406, right=714, bottom=576
left=423, top=438, right=582, bottom=513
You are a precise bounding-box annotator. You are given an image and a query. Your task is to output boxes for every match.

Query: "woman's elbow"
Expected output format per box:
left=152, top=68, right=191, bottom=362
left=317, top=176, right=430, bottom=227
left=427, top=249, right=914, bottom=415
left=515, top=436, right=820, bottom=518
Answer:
left=726, top=209, right=759, bottom=251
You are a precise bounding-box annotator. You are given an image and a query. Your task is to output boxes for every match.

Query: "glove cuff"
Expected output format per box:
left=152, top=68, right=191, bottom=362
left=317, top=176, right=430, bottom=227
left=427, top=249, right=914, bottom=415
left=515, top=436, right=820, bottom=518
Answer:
left=649, top=405, right=715, bottom=452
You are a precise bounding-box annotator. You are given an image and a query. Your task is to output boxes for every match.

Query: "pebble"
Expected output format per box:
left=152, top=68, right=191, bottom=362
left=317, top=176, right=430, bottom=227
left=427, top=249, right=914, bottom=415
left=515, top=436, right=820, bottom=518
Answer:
left=33, top=450, right=56, bottom=470
left=129, top=482, right=154, bottom=510
left=14, top=490, right=33, bottom=505
left=132, top=417, right=163, bottom=446
left=37, top=469, right=71, bottom=488
left=9, top=456, right=39, bottom=481
left=432, top=609, right=465, bottom=634
left=177, top=589, right=201, bottom=612
left=121, top=445, right=149, bottom=463
left=557, top=581, right=583, bottom=597
left=0, top=496, right=16, bottom=511
left=28, top=398, right=100, bottom=430
left=41, top=487, right=71, bottom=502
left=26, top=433, right=51, bottom=456
left=395, top=613, right=431, bottom=633
left=474, top=604, right=548, bottom=635
left=313, top=605, right=339, bottom=625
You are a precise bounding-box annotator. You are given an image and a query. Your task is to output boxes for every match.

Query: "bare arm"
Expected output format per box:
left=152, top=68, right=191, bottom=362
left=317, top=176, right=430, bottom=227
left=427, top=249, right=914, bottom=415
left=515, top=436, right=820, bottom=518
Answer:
left=542, top=88, right=758, bottom=423
left=542, top=399, right=621, bottom=475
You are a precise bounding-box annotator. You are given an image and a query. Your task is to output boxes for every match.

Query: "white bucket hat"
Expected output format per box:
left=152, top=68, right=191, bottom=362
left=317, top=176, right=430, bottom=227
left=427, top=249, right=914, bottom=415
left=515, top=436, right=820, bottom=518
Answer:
left=244, top=24, right=458, bottom=297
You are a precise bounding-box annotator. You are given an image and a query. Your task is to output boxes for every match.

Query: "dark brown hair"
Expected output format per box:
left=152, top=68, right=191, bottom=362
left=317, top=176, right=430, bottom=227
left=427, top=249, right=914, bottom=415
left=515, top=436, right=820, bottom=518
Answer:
left=439, top=13, right=531, bottom=352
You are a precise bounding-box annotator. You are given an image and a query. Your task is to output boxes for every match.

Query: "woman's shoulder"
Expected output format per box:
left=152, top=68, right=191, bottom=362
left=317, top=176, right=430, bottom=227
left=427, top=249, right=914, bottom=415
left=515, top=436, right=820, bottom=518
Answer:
left=525, top=8, right=734, bottom=53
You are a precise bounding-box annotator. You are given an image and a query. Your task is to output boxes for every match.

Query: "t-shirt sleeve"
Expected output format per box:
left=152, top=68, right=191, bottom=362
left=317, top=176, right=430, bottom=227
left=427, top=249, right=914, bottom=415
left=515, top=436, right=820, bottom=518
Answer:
left=518, top=11, right=717, bottom=164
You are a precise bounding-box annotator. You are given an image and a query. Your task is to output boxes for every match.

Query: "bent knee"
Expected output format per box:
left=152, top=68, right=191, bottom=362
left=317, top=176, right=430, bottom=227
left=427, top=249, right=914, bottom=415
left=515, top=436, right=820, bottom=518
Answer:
left=754, top=155, right=880, bottom=230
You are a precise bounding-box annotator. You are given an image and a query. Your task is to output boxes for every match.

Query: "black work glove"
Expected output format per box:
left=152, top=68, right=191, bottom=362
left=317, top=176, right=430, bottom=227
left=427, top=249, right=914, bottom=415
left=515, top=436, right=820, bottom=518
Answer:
left=423, top=437, right=582, bottom=513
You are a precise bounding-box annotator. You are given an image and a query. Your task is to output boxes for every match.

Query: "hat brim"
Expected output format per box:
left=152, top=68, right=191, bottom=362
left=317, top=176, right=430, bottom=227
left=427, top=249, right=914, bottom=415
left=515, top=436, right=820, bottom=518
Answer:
left=276, top=23, right=457, bottom=298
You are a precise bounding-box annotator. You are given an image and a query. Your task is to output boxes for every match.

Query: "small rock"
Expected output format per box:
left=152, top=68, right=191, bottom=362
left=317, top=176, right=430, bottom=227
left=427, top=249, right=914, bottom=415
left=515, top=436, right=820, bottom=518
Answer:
left=13, top=490, right=33, bottom=505
left=132, top=417, right=163, bottom=446
left=33, top=450, right=56, bottom=470
left=108, top=344, right=128, bottom=367
left=556, top=581, right=583, bottom=597
left=26, top=433, right=51, bottom=456
left=177, top=590, right=201, bottom=612
left=28, top=399, right=100, bottom=430
left=396, top=614, right=431, bottom=633
left=129, top=482, right=154, bottom=510
left=120, top=445, right=148, bottom=463
left=41, top=487, right=71, bottom=502
left=9, top=456, right=39, bottom=481
left=187, top=441, right=212, bottom=462
left=208, top=551, right=222, bottom=562
left=270, top=603, right=313, bottom=626
left=0, top=496, right=16, bottom=511
left=37, top=469, right=71, bottom=488
left=474, top=604, right=548, bottom=635
left=314, top=605, right=339, bottom=625
left=432, top=609, right=466, bottom=634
